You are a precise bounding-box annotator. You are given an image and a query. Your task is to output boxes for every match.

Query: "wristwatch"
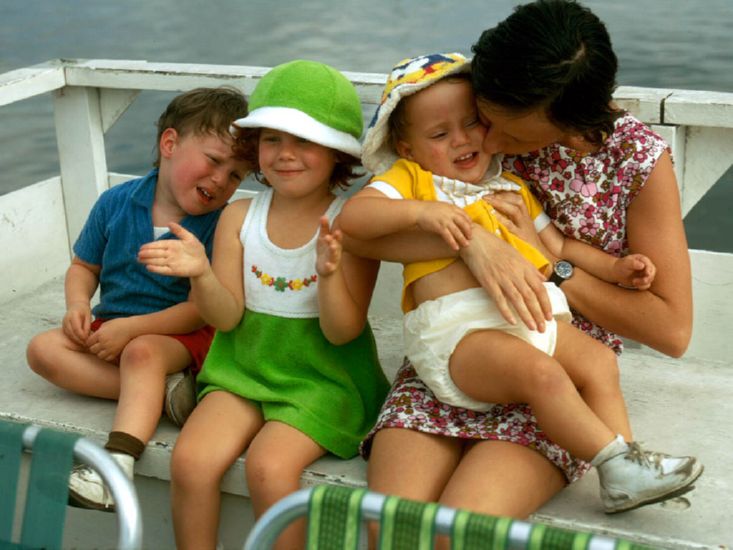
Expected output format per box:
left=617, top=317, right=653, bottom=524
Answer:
left=549, top=260, right=574, bottom=286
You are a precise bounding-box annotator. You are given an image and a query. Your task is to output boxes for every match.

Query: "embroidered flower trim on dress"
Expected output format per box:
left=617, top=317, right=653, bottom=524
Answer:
left=251, top=265, right=318, bottom=292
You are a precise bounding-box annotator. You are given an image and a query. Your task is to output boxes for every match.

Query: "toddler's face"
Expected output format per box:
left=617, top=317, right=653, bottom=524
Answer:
left=162, top=130, right=249, bottom=216
left=396, top=79, right=492, bottom=184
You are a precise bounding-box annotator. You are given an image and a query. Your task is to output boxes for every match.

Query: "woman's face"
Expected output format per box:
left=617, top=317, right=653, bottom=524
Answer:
left=477, top=98, right=569, bottom=156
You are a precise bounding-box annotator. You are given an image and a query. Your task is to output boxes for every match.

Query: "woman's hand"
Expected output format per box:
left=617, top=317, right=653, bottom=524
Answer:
left=460, top=226, right=552, bottom=332
left=485, top=192, right=543, bottom=250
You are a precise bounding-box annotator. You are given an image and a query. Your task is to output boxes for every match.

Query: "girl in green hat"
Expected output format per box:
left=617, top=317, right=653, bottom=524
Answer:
left=139, top=59, right=389, bottom=550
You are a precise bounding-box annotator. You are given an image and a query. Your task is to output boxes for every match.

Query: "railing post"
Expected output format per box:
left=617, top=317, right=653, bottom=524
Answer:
left=53, top=86, right=109, bottom=254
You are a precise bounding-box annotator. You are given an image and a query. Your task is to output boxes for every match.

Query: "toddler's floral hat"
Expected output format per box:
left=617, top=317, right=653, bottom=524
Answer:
left=231, top=60, right=363, bottom=158
left=361, top=52, right=470, bottom=175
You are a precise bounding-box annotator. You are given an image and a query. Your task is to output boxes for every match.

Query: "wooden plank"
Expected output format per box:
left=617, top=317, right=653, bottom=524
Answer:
left=0, top=178, right=69, bottom=302
left=0, top=62, right=65, bottom=107
left=664, top=89, right=733, bottom=127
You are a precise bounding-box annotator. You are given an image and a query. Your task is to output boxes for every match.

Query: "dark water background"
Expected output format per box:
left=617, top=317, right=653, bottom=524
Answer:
left=1, top=0, right=732, bottom=250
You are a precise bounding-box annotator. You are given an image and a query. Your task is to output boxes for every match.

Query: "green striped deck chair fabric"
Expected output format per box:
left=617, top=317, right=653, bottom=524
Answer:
left=304, top=484, right=657, bottom=550
left=0, top=421, right=80, bottom=550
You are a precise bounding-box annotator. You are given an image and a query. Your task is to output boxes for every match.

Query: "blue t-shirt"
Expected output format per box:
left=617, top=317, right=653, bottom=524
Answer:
left=73, top=169, right=222, bottom=319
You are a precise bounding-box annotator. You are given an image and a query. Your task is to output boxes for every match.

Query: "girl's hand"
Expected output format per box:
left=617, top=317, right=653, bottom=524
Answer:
left=484, top=192, right=542, bottom=249
left=85, top=317, right=133, bottom=363
left=415, top=202, right=472, bottom=251
left=613, top=253, right=657, bottom=290
left=63, top=302, right=92, bottom=346
left=316, top=216, right=343, bottom=277
left=138, top=222, right=210, bottom=278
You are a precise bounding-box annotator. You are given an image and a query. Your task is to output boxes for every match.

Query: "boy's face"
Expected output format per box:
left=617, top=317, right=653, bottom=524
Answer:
left=158, top=129, right=249, bottom=217
left=396, top=79, right=491, bottom=184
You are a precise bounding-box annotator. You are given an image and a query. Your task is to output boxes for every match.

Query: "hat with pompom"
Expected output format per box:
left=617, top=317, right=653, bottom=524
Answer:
left=231, top=59, right=363, bottom=158
left=362, top=52, right=470, bottom=175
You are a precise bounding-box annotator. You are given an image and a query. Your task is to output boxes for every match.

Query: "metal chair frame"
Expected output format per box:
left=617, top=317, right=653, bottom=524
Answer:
left=244, top=486, right=639, bottom=550
left=2, top=422, right=143, bottom=550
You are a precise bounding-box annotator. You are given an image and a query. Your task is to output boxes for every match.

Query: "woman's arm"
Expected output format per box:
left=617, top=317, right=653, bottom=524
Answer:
left=340, top=221, right=553, bottom=331
left=560, top=152, right=692, bottom=356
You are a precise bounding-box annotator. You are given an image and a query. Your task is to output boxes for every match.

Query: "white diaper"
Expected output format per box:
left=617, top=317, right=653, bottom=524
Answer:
left=403, top=284, right=571, bottom=412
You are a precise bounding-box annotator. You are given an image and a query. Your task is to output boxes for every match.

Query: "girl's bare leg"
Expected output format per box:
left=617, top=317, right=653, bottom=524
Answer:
left=449, top=330, right=614, bottom=461
left=113, top=334, right=191, bottom=443
left=171, top=391, right=263, bottom=550
left=553, top=322, right=632, bottom=440
left=27, top=328, right=120, bottom=398
left=245, top=421, right=327, bottom=550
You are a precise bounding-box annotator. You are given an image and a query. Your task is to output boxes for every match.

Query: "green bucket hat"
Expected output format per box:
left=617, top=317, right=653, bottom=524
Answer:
left=231, top=59, right=363, bottom=158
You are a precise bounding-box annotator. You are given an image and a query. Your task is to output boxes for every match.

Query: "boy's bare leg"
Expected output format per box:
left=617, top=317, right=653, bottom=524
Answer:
left=27, top=328, right=120, bottom=398
left=449, top=330, right=614, bottom=461
left=171, top=391, right=263, bottom=550
left=553, top=322, right=632, bottom=440
left=113, top=334, right=190, bottom=444
left=245, top=421, right=326, bottom=550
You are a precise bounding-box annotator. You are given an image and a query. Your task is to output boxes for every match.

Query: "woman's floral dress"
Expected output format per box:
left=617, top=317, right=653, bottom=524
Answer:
left=360, top=113, right=670, bottom=482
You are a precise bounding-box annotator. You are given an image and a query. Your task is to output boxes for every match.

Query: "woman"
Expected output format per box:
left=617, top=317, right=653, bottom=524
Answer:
left=351, top=0, right=692, bottom=518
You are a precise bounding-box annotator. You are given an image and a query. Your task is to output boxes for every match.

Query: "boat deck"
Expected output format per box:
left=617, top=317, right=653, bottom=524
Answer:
left=2, top=259, right=730, bottom=550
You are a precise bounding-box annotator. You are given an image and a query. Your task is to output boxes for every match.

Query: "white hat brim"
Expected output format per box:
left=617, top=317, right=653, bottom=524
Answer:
left=231, top=106, right=362, bottom=158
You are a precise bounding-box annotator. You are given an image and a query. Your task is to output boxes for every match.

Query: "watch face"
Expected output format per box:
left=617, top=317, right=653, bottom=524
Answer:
left=555, top=261, right=574, bottom=279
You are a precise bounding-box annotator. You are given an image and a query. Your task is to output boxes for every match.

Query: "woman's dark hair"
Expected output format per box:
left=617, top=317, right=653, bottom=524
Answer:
left=471, top=0, right=618, bottom=144
left=232, top=128, right=363, bottom=191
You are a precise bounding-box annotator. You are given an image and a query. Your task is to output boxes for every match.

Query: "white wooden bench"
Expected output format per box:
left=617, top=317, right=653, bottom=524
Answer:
left=2, top=253, right=731, bottom=549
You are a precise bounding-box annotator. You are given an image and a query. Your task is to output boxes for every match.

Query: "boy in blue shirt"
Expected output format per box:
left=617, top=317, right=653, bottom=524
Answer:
left=26, top=87, right=251, bottom=511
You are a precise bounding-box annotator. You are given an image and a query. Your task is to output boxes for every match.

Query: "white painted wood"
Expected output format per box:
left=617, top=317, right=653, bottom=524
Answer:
left=650, top=124, right=686, bottom=208
left=0, top=177, right=69, bottom=302
left=100, top=88, right=140, bottom=132
left=53, top=86, right=109, bottom=248
left=688, top=249, right=733, bottom=362
left=665, top=89, right=733, bottom=127
left=679, top=126, right=733, bottom=216
left=614, top=85, right=670, bottom=123
left=0, top=61, right=65, bottom=107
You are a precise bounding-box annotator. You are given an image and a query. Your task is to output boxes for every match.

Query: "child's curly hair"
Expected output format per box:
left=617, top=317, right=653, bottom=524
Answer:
left=232, top=128, right=363, bottom=191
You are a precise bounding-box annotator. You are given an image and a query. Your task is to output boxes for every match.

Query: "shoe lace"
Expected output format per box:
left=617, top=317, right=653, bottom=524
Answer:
left=625, top=441, right=665, bottom=470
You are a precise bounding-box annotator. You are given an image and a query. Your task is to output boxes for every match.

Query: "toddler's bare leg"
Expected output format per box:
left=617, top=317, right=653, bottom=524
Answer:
left=553, top=322, right=632, bottom=440
left=449, top=330, right=614, bottom=461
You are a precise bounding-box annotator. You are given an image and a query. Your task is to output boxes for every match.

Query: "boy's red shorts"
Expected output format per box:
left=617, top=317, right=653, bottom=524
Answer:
left=90, top=319, right=215, bottom=375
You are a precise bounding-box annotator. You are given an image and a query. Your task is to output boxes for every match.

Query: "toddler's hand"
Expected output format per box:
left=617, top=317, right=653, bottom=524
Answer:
left=613, top=253, right=657, bottom=289
left=63, top=302, right=92, bottom=346
left=138, top=222, right=209, bottom=278
left=415, top=202, right=472, bottom=250
left=316, top=216, right=342, bottom=277
left=85, top=317, right=133, bottom=363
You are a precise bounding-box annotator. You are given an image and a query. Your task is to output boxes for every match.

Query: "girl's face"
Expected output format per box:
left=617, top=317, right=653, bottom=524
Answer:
left=477, top=98, right=569, bottom=156
left=396, top=79, right=491, bottom=184
left=258, top=129, right=336, bottom=199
